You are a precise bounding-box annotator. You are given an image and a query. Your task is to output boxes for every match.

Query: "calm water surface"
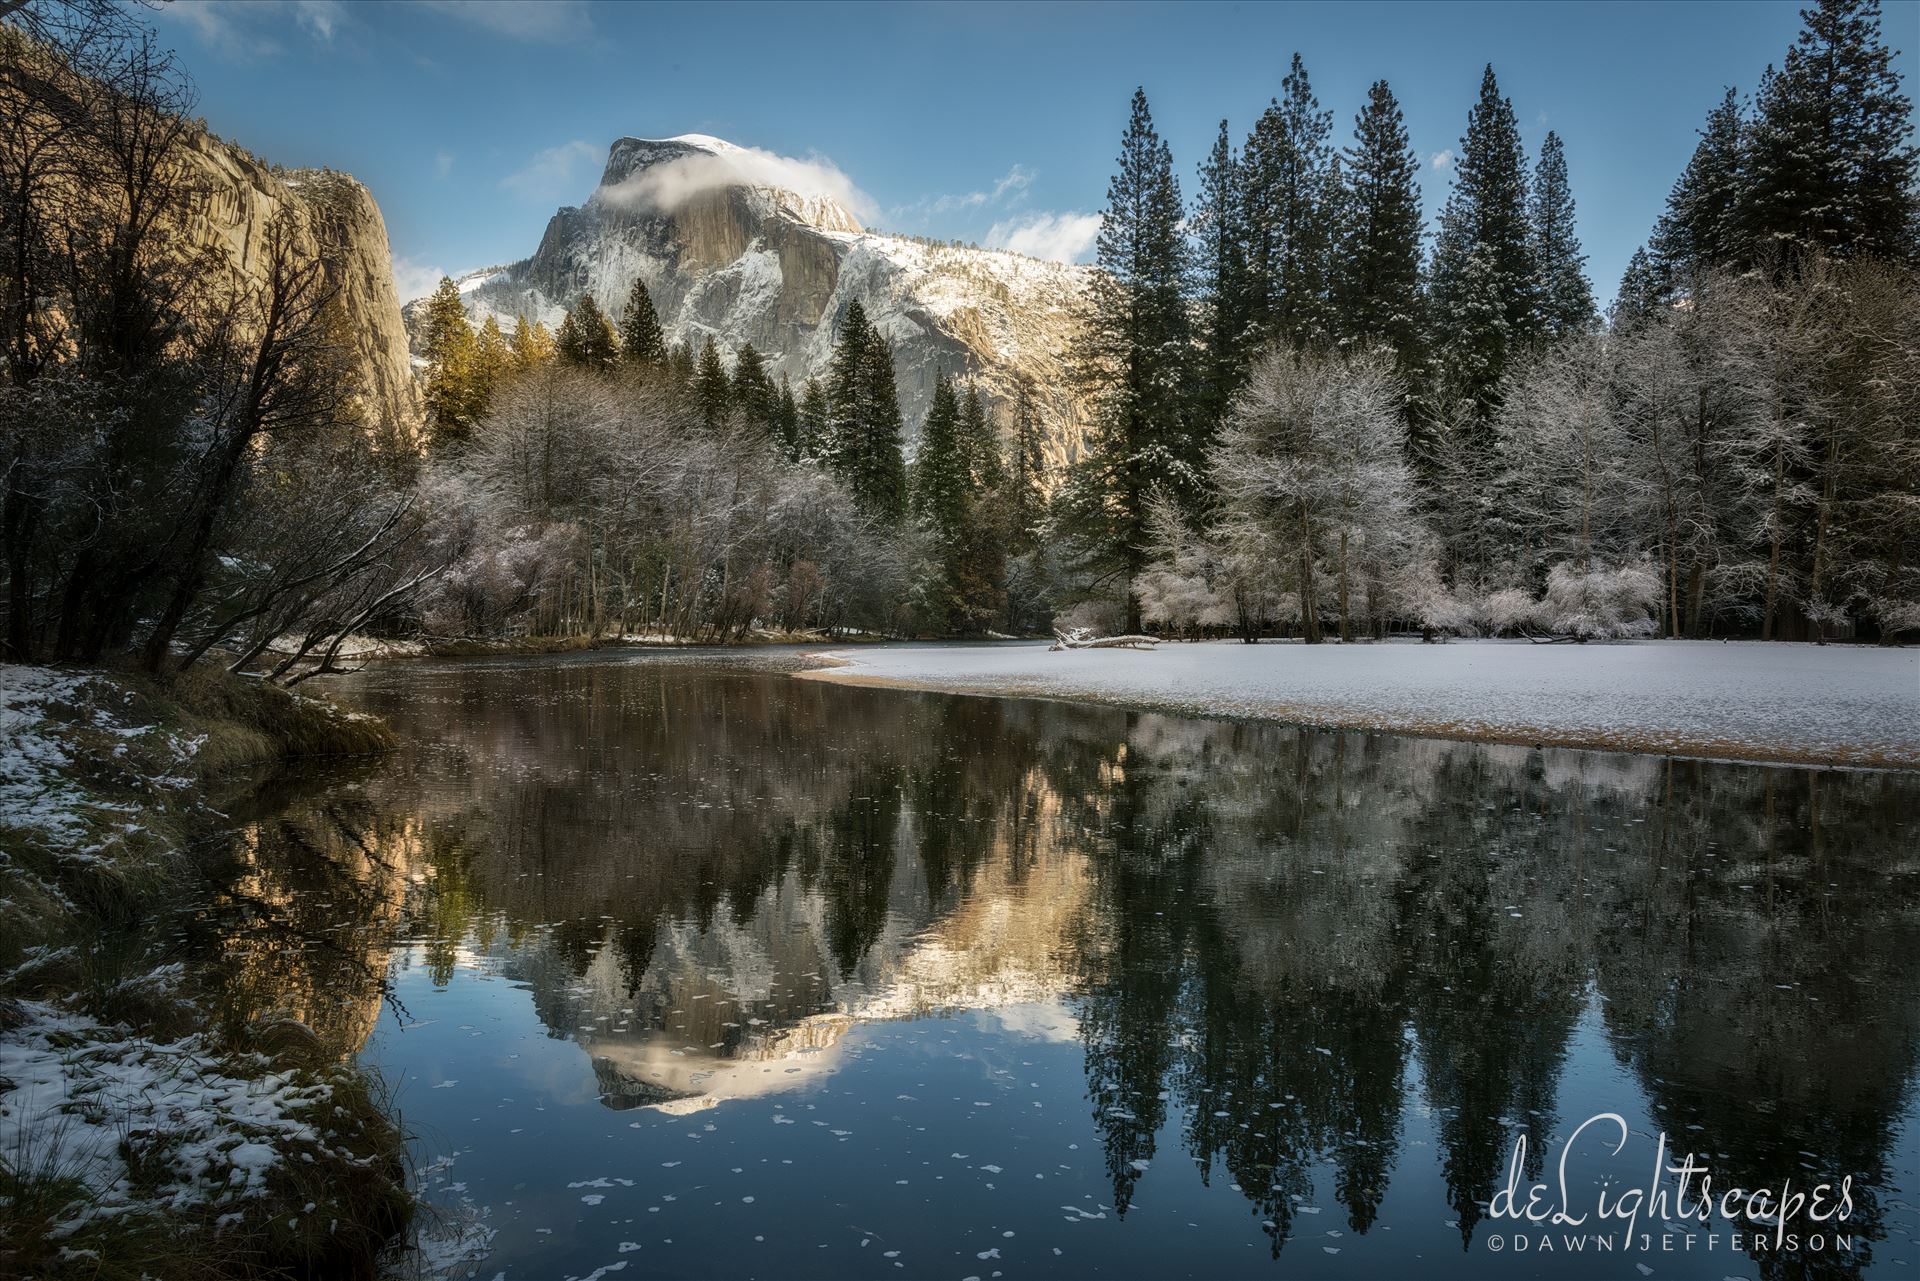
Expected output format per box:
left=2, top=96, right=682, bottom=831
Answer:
left=199, top=651, right=1919, bottom=1280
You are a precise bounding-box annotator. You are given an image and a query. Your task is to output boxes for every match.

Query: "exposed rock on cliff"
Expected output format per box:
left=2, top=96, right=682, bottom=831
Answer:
left=177, top=131, right=420, bottom=439
left=418, top=135, right=1092, bottom=465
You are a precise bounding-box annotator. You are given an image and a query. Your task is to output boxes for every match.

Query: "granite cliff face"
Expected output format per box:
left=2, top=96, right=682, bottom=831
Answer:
left=177, top=132, right=420, bottom=438
left=424, top=135, right=1092, bottom=465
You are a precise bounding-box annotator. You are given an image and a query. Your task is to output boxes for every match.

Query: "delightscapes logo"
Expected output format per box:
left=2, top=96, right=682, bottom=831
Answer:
left=1483, top=1113, right=1856, bottom=1259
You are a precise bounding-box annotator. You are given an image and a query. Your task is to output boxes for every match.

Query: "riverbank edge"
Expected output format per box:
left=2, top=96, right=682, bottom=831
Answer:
left=794, top=655, right=1918, bottom=771
left=0, top=664, right=411, bottom=1279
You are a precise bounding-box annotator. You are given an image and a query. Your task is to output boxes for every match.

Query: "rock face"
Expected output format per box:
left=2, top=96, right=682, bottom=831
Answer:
left=176, top=131, right=420, bottom=439
left=427, top=135, right=1093, bottom=465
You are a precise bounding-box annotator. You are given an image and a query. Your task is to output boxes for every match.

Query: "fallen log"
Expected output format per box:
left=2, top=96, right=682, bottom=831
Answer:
left=1051, top=628, right=1161, bottom=651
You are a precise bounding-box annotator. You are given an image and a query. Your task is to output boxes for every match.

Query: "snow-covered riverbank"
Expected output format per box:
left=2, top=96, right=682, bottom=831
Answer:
left=800, top=639, right=1920, bottom=768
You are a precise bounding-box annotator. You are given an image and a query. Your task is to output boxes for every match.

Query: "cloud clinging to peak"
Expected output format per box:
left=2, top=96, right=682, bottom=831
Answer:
left=600, top=140, right=877, bottom=222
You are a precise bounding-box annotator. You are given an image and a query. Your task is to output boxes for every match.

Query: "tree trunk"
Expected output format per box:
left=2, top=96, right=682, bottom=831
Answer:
left=1336, top=529, right=1351, bottom=643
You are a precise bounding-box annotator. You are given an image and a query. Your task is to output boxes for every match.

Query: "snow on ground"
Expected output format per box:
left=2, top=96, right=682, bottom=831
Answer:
left=802, top=639, right=1920, bottom=768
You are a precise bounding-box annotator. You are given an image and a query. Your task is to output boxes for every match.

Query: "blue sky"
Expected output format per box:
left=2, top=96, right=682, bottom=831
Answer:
left=155, top=0, right=1918, bottom=303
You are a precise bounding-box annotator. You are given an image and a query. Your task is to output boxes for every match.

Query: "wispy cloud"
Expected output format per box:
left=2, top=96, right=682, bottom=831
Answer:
left=907, top=164, right=1036, bottom=218
left=158, top=0, right=351, bottom=60
left=1430, top=149, right=1455, bottom=170
left=601, top=139, right=877, bottom=222
left=419, top=0, right=595, bottom=43
left=500, top=139, right=601, bottom=200
left=433, top=150, right=456, bottom=180
left=392, top=255, right=454, bottom=303
left=985, top=211, right=1101, bottom=264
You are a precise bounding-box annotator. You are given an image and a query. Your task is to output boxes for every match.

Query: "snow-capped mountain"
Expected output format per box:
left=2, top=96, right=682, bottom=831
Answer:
left=412, top=135, right=1093, bottom=463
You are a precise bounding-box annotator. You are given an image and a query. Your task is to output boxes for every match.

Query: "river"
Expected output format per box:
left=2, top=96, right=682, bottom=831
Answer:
left=190, top=650, right=1920, bottom=1279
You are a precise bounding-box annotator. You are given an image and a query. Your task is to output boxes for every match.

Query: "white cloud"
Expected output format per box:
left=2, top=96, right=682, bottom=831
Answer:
left=601, top=139, right=876, bottom=222
left=985, top=211, right=1101, bottom=264
left=434, top=150, right=456, bottom=180
left=392, top=255, right=454, bottom=304
left=419, top=0, right=595, bottom=43
left=158, top=0, right=349, bottom=59
left=500, top=139, right=601, bottom=200
left=292, top=0, right=347, bottom=43
left=161, top=1, right=284, bottom=60
left=1430, top=149, right=1455, bottom=170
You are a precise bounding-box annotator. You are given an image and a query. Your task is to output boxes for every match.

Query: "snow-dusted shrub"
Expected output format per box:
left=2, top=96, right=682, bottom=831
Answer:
left=1533, top=562, right=1661, bottom=640
left=1481, top=587, right=1539, bottom=636
left=1385, top=560, right=1478, bottom=640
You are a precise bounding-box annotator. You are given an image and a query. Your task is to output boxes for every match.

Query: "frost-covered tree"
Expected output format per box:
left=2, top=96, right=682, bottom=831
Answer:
left=1004, top=378, right=1048, bottom=553
left=730, top=342, right=778, bottom=442
left=1494, top=337, right=1630, bottom=586
left=1211, top=348, right=1413, bottom=642
left=797, top=377, right=830, bottom=464
left=1529, top=132, right=1597, bottom=338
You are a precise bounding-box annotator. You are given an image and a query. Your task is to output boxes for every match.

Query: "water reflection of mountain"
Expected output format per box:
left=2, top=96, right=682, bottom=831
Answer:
left=234, top=659, right=1918, bottom=1277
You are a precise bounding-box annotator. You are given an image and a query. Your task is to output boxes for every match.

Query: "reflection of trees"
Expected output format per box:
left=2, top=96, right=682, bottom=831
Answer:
left=234, top=657, right=1920, bottom=1276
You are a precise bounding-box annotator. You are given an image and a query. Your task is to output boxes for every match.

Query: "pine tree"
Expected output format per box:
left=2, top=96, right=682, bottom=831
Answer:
left=851, top=329, right=907, bottom=522
left=958, top=381, right=1003, bottom=493
left=797, top=377, right=830, bottom=463
left=667, top=341, right=695, bottom=390
left=471, top=314, right=511, bottom=420
left=693, top=336, right=731, bottom=430
left=826, top=300, right=874, bottom=476
left=1427, top=64, right=1538, bottom=413
left=1072, top=88, right=1198, bottom=630
left=775, top=374, right=800, bottom=459
left=557, top=294, right=617, bottom=370
left=1651, top=87, right=1747, bottom=279
left=1242, top=54, right=1339, bottom=348
left=731, top=342, right=778, bottom=440
left=421, top=276, right=477, bottom=446
left=619, top=276, right=667, bottom=369
left=1337, top=80, right=1426, bottom=367
left=1005, top=377, right=1048, bottom=552
left=1530, top=131, right=1598, bottom=338
left=1739, top=0, right=1917, bottom=264
left=1610, top=246, right=1661, bottom=332
left=912, top=375, right=968, bottom=538
left=1192, top=120, right=1252, bottom=440
left=510, top=314, right=554, bottom=369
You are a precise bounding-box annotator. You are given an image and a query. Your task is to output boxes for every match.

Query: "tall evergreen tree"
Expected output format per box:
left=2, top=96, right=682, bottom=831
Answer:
left=797, top=377, right=830, bottom=463
left=851, top=331, right=908, bottom=522
left=1739, top=0, right=1917, bottom=264
left=693, top=336, right=731, bottom=430
left=731, top=342, right=778, bottom=440
left=1651, top=87, right=1748, bottom=279
left=510, top=314, right=554, bottom=369
left=1337, top=80, right=1426, bottom=366
left=1192, top=120, right=1252, bottom=440
left=421, top=276, right=477, bottom=446
left=911, top=375, right=968, bottom=538
left=1005, top=378, right=1048, bottom=552
left=775, top=374, right=801, bottom=459
left=1529, top=131, right=1598, bottom=338
left=1242, top=54, right=1339, bottom=348
left=826, top=300, right=874, bottom=475
left=1071, top=87, right=1198, bottom=630
left=1610, top=246, right=1661, bottom=332
left=1427, top=64, right=1538, bottom=414
left=958, top=381, right=1004, bottom=493
left=471, top=314, right=511, bottom=420
left=619, top=276, right=667, bottom=369
left=557, top=293, right=617, bottom=371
